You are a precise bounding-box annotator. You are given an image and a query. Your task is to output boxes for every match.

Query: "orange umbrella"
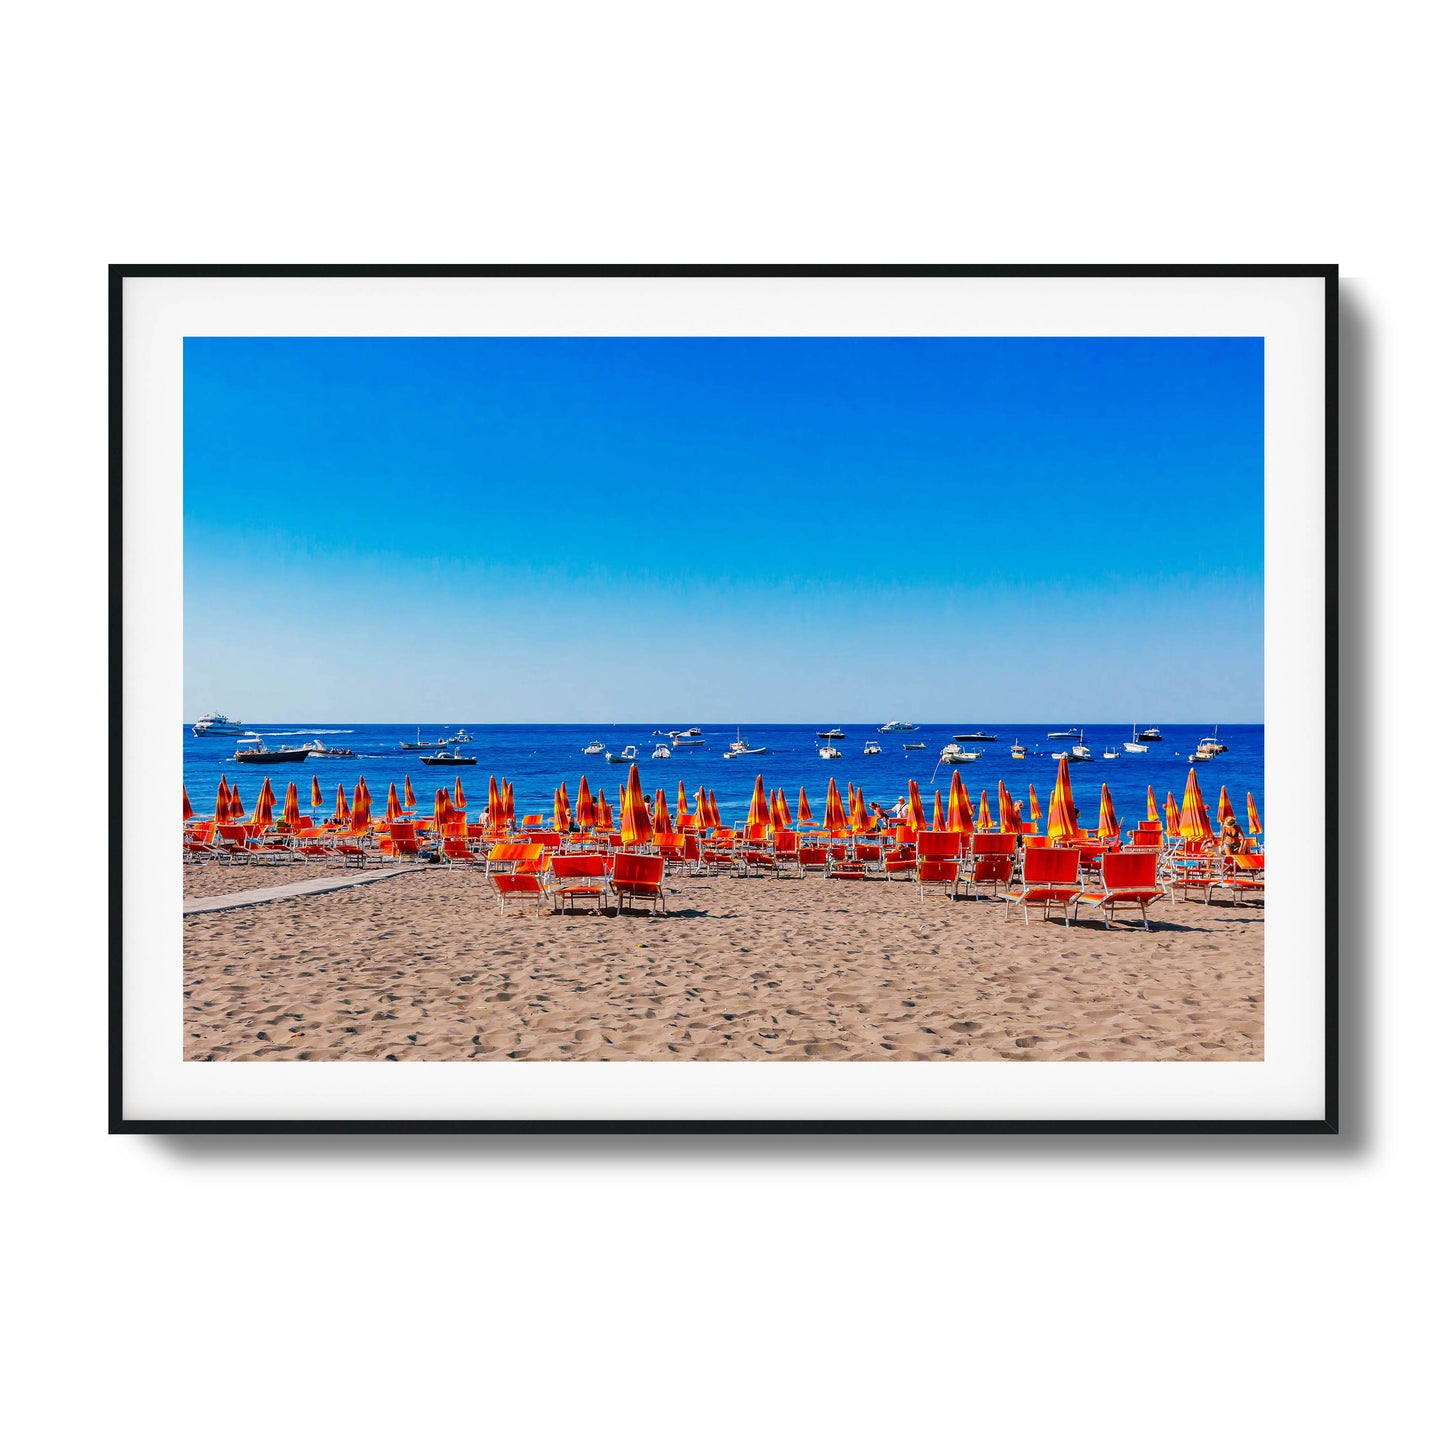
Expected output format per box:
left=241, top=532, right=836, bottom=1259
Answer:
left=851, top=783, right=871, bottom=833
left=1146, top=785, right=1160, bottom=825
left=932, top=789, right=946, bottom=831
left=404, top=775, right=416, bottom=809
left=777, top=789, right=793, bottom=829
left=693, top=784, right=707, bottom=827
left=333, top=783, right=348, bottom=823
left=214, top=776, right=230, bottom=821
left=385, top=782, right=402, bottom=822
left=947, top=770, right=973, bottom=833
left=1247, top=792, right=1263, bottom=835
left=594, top=787, right=611, bottom=831
left=350, top=782, right=370, bottom=832
left=576, top=776, right=596, bottom=830
left=824, top=778, right=846, bottom=831
left=1045, top=755, right=1087, bottom=842
left=747, top=775, right=768, bottom=831
left=502, top=779, right=515, bottom=828
left=358, top=775, right=371, bottom=809
left=1097, top=782, right=1119, bottom=839
left=1216, top=784, right=1237, bottom=828
left=676, top=780, right=689, bottom=826
left=1028, top=783, right=1044, bottom=823
left=797, top=786, right=813, bottom=824
left=556, top=780, right=572, bottom=831
left=620, top=763, right=653, bottom=846
left=454, top=776, right=467, bottom=810
left=1178, top=768, right=1214, bottom=840
left=310, top=775, right=323, bottom=810
left=1165, top=790, right=1181, bottom=835
left=283, top=781, right=301, bottom=828
left=488, top=775, right=502, bottom=826
left=434, top=787, right=450, bottom=827
left=182, top=786, right=193, bottom=822
left=906, top=779, right=926, bottom=831
left=976, top=788, right=994, bottom=832
left=233, top=783, right=247, bottom=820
left=654, top=787, right=672, bottom=832
left=251, top=779, right=272, bottom=828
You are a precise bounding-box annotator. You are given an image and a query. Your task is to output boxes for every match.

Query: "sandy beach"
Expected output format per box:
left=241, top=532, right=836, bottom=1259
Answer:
left=182, top=863, right=1263, bottom=1062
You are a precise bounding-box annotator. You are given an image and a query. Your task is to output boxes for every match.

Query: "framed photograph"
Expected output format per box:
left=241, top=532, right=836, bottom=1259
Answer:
left=112, top=265, right=1336, bottom=1133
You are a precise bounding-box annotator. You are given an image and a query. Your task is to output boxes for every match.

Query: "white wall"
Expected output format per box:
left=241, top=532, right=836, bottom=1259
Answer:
left=4, top=3, right=1431, bottom=1439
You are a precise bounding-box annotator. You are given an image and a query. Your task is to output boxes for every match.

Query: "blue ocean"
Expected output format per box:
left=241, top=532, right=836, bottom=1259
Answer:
left=184, top=722, right=1265, bottom=831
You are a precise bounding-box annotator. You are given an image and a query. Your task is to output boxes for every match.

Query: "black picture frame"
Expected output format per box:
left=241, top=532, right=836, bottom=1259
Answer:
left=110, top=264, right=1338, bottom=1135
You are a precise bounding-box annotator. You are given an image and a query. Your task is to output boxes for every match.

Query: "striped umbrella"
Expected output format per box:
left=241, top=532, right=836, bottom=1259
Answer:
left=1247, top=792, right=1263, bottom=836
left=350, top=782, right=370, bottom=832
left=182, top=786, right=193, bottom=822
left=283, top=781, right=301, bottom=828
left=676, top=779, right=690, bottom=827
left=555, top=780, right=572, bottom=832
left=358, top=776, right=371, bottom=809
left=824, top=778, right=847, bottom=831
left=777, top=789, right=793, bottom=829
left=333, top=783, right=348, bottom=824
left=653, top=787, right=672, bottom=832
left=1178, top=768, right=1214, bottom=840
left=906, top=779, right=926, bottom=831
left=502, top=779, right=515, bottom=828
left=797, top=786, right=814, bottom=825
left=250, top=779, right=273, bottom=828
left=707, top=788, right=721, bottom=830
left=576, top=776, right=596, bottom=830
left=1097, top=782, right=1120, bottom=840
left=1216, top=784, right=1237, bottom=828
left=947, top=770, right=974, bottom=834
left=488, top=775, right=502, bottom=826
left=976, top=788, right=994, bottom=832
left=311, top=775, right=324, bottom=810
left=851, top=783, right=872, bottom=833
left=693, top=784, right=708, bottom=827
left=932, top=789, right=946, bottom=832
left=1029, top=783, right=1044, bottom=823
left=385, top=782, right=402, bottom=822
left=214, top=776, right=230, bottom=821
left=1146, top=785, right=1160, bottom=825
left=454, top=776, right=467, bottom=810
left=1165, top=790, right=1181, bottom=835
left=1046, top=755, right=1087, bottom=842
left=747, top=774, right=768, bottom=831
left=434, top=788, right=450, bottom=828
left=404, top=774, right=416, bottom=809
left=620, top=763, right=653, bottom=846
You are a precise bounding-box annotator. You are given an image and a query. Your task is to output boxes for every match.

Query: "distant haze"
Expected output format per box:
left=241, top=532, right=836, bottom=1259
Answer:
left=184, top=336, right=1263, bottom=722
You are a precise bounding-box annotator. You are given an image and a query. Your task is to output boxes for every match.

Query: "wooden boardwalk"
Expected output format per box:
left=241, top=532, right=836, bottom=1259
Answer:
left=182, top=866, right=428, bottom=916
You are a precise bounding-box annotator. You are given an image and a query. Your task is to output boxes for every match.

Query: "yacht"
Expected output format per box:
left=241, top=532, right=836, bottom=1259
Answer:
left=1046, top=727, right=1081, bottom=741
left=232, top=734, right=312, bottom=764
left=651, top=742, right=672, bottom=760
left=879, top=720, right=918, bottom=733
left=862, top=740, right=882, bottom=755
left=940, top=742, right=982, bottom=765
left=192, top=712, right=248, bottom=737
left=1137, top=726, right=1164, bottom=742
left=723, top=732, right=767, bottom=759
left=605, top=744, right=640, bottom=765
left=953, top=730, right=998, bottom=742
left=1124, top=726, right=1150, bottom=754
left=305, top=738, right=354, bottom=758
left=1190, top=731, right=1229, bottom=763
left=421, top=746, right=477, bottom=766
left=817, top=727, right=846, bottom=740
left=819, top=745, right=842, bottom=760
left=446, top=728, right=474, bottom=745
left=582, top=740, right=604, bottom=755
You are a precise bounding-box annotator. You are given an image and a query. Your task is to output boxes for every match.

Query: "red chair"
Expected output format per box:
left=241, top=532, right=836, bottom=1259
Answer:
left=441, top=836, right=479, bottom=868
left=485, top=842, right=544, bottom=876
left=490, top=868, right=549, bottom=915
left=772, top=830, right=801, bottom=878
left=1206, top=852, right=1265, bottom=906
left=1002, top=847, right=1082, bottom=924
left=1072, top=850, right=1166, bottom=929
left=883, top=844, right=916, bottom=880
left=914, top=831, right=961, bottom=900
left=611, top=853, right=667, bottom=915
left=798, top=845, right=829, bottom=875
left=379, top=821, right=421, bottom=861
left=548, top=854, right=611, bottom=913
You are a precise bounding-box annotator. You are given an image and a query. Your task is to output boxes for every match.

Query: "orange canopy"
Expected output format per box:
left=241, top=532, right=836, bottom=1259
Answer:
left=1247, top=792, right=1263, bottom=835
left=385, top=782, right=402, bottom=822
left=653, top=787, right=672, bottom=832
left=358, top=776, right=371, bottom=808
left=1178, top=768, right=1214, bottom=840
left=932, top=790, right=946, bottom=831
left=747, top=775, right=768, bottom=831
left=182, top=786, right=193, bottom=822
left=904, top=779, right=925, bottom=831
left=454, top=776, right=467, bottom=810
left=693, top=784, right=707, bottom=828
left=1165, top=791, right=1181, bottom=835
left=311, top=775, right=324, bottom=810
left=620, top=763, right=653, bottom=846
left=1097, top=782, right=1119, bottom=839
left=576, top=776, right=596, bottom=830
left=596, top=787, right=613, bottom=831
left=824, top=778, right=846, bottom=831
left=1046, top=756, right=1087, bottom=842
left=976, top=788, right=994, bottom=832
left=487, top=775, right=502, bottom=823
left=1146, top=785, right=1160, bottom=825
left=796, top=786, right=813, bottom=824
left=1028, top=783, right=1043, bottom=823
left=251, top=779, right=273, bottom=828
left=404, top=774, right=416, bottom=809
left=947, top=770, right=974, bottom=833
left=1216, top=784, right=1237, bottom=828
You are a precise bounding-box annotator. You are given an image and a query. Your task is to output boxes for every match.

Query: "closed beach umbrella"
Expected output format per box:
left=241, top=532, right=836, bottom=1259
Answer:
left=576, top=776, right=596, bottom=830
left=906, top=779, right=926, bottom=831
left=350, top=782, right=369, bottom=832
left=797, top=786, right=814, bottom=824
left=358, top=775, right=370, bottom=809
left=488, top=775, right=502, bottom=825
left=556, top=780, right=572, bottom=831
left=997, top=781, right=1012, bottom=832
left=1247, top=792, right=1263, bottom=835
left=1029, top=783, right=1044, bottom=823
left=404, top=774, right=416, bottom=809
left=676, top=780, right=689, bottom=826
left=1178, top=767, right=1214, bottom=840
left=932, top=789, right=946, bottom=831
left=1165, top=790, right=1181, bottom=835
left=501, top=779, right=514, bottom=828
left=693, top=784, right=707, bottom=826
left=250, top=779, right=271, bottom=827
left=621, top=763, right=653, bottom=846
left=777, top=789, right=793, bottom=829
left=976, top=788, right=994, bottom=832
left=1146, top=784, right=1160, bottom=825
left=434, top=787, right=450, bottom=827
left=654, top=787, right=672, bottom=832
left=947, top=770, right=974, bottom=834
left=334, top=783, right=348, bottom=824
left=824, top=778, right=846, bottom=831
left=707, top=788, right=721, bottom=830
left=1046, top=755, right=1087, bottom=842
left=311, top=775, right=324, bottom=810
left=182, top=786, right=193, bottom=822
left=1216, top=784, right=1237, bottom=829
left=1097, top=782, right=1120, bottom=840
left=282, top=781, right=300, bottom=828
left=851, top=784, right=871, bottom=833
left=214, top=776, right=230, bottom=821
left=385, top=781, right=402, bottom=822
left=747, top=774, right=768, bottom=830
left=454, top=776, right=467, bottom=810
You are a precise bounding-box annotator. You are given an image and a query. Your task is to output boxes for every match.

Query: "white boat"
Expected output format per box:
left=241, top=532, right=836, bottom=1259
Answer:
left=817, top=727, right=846, bottom=740
left=1190, top=731, right=1229, bottom=763
left=192, top=711, right=248, bottom=737
left=940, top=743, right=982, bottom=764
left=651, top=743, right=672, bottom=760
left=903, top=741, right=927, bottom=750
left=582, top=740, right=604, bottom=754
left=676, top=727, right=703, bottom=737
left=446, top=728, right=474, bottom=744
left=862, top=740, right=882, bottom=755
left=1070, top=734, right=1093, bottom=761
left=1010, top=739, right=1027, bottom=760
left=1102, top=748, right=1120, bottom=760
left=668, top=730, right=706, bottom=748
left=723, top=731, right=767, bottom=758
left=1123, top=725, right=1149, bottom=754
left=605, top=744, right=640, bottom=765
left=879, top=720, right=918, bottom=733
left=1046, top=727, right=1081, bottom=741
left=819, top=745, right=842, bottom=760
left=305, top=738, right=354, bottom=758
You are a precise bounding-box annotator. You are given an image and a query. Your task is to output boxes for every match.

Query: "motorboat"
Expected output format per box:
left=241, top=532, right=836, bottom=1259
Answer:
left=668, top=730, right=706, bottom=748
left=401, top=728, right=450, bottom=751
left=193, top=712, right=248, bottom=737
left=1070, top=733, right=1093, bottom=762
left=953, top=730, right=998, bottom=742
left=1137, top=726, right=1164, bottom=742
left=1010, top=739, right=1027, bottom=760
left=677, top=727, right=703, bottom=737
left=421, top=747, right=477, bottom=766
left=1190, top=731, right=1229, bottom=763
left=305, top=738, right=354, bottom=758
left=651, top=742, right=672, bottom=760
left=879, top=721, right=917, bottom=733
left=940, top=742, right=982, bottom=765
left=903, top=741, right=927, bottom=750
left=1102, top=748, right=1120, bottom=760
left=862, top=740, right=882, bottom=755
left=605, top=744, right=640, bottom=765
left=817, top=728, right=846, bottom=739
left=1046, top=728, right=1081, bottom=741
left=723, top=732, right=767, bottom=758
left=819, top=745, right=843, bottom=760
left=232, top=735, right=312, bottom=764
left=583, top=740, right=604, bottom=755
left=446, top=728, right=474, bottom=745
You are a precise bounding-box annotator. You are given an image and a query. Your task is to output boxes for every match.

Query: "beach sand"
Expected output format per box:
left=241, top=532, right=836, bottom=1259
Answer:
left=182, top=863, right=1263, bottom=1061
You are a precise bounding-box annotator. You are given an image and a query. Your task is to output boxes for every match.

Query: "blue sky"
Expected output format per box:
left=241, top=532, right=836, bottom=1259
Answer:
left=184, top=336, right=1263, bottom=721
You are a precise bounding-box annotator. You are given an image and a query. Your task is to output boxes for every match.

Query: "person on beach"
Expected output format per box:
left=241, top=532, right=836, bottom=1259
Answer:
left=891, top=795, right=908, bottom=820
left=1221, top=815, right=1247, bottom=854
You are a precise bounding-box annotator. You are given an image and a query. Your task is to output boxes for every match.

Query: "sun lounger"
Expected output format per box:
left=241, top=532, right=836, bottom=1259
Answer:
left=1002, top=846, right=1082, bottom=924
left=548, top=853, right=611, bottom=913
left=915, top=832, right=962, bottom=900
left=1205, top=852, right=1265, bottom=906
left=610, top=853, right=667, bottom=915
left=1072, top=850, right=1166, bottom=929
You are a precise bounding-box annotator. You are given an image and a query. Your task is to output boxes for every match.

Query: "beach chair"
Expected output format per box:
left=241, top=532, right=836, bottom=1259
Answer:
left=485, top=842, right=544, bottom=876
left=1072, top=850, right=1166, bottom=930
left=378, top=821, right=421, bottom=861
left=490, top=865, right=549, bottom=915
left=883, top=843, right=916, bottom=880
left=611, top=853, right=667, bottom=915
left=1165, top=841, right=1220, bottom=902
left=440, top=835, right=480, bottom=868
left=772, top=830, right=801, bottom=878
left=547, top=853, right=611, bottom=913
left=1206, top=852, right=1265, bottom=906
left=183, top=822, right=223, bottom=863
left=1002, top=847, right=1083, bottom=925
left=915, top=832, right=962, bottom=901
left=740, top=832, right=777, bottom=878
left=798, top=844, right=830, bottom=875
left=654, top=831, right=688, bottom=872
left=520, top=814, right=543, bottom=828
